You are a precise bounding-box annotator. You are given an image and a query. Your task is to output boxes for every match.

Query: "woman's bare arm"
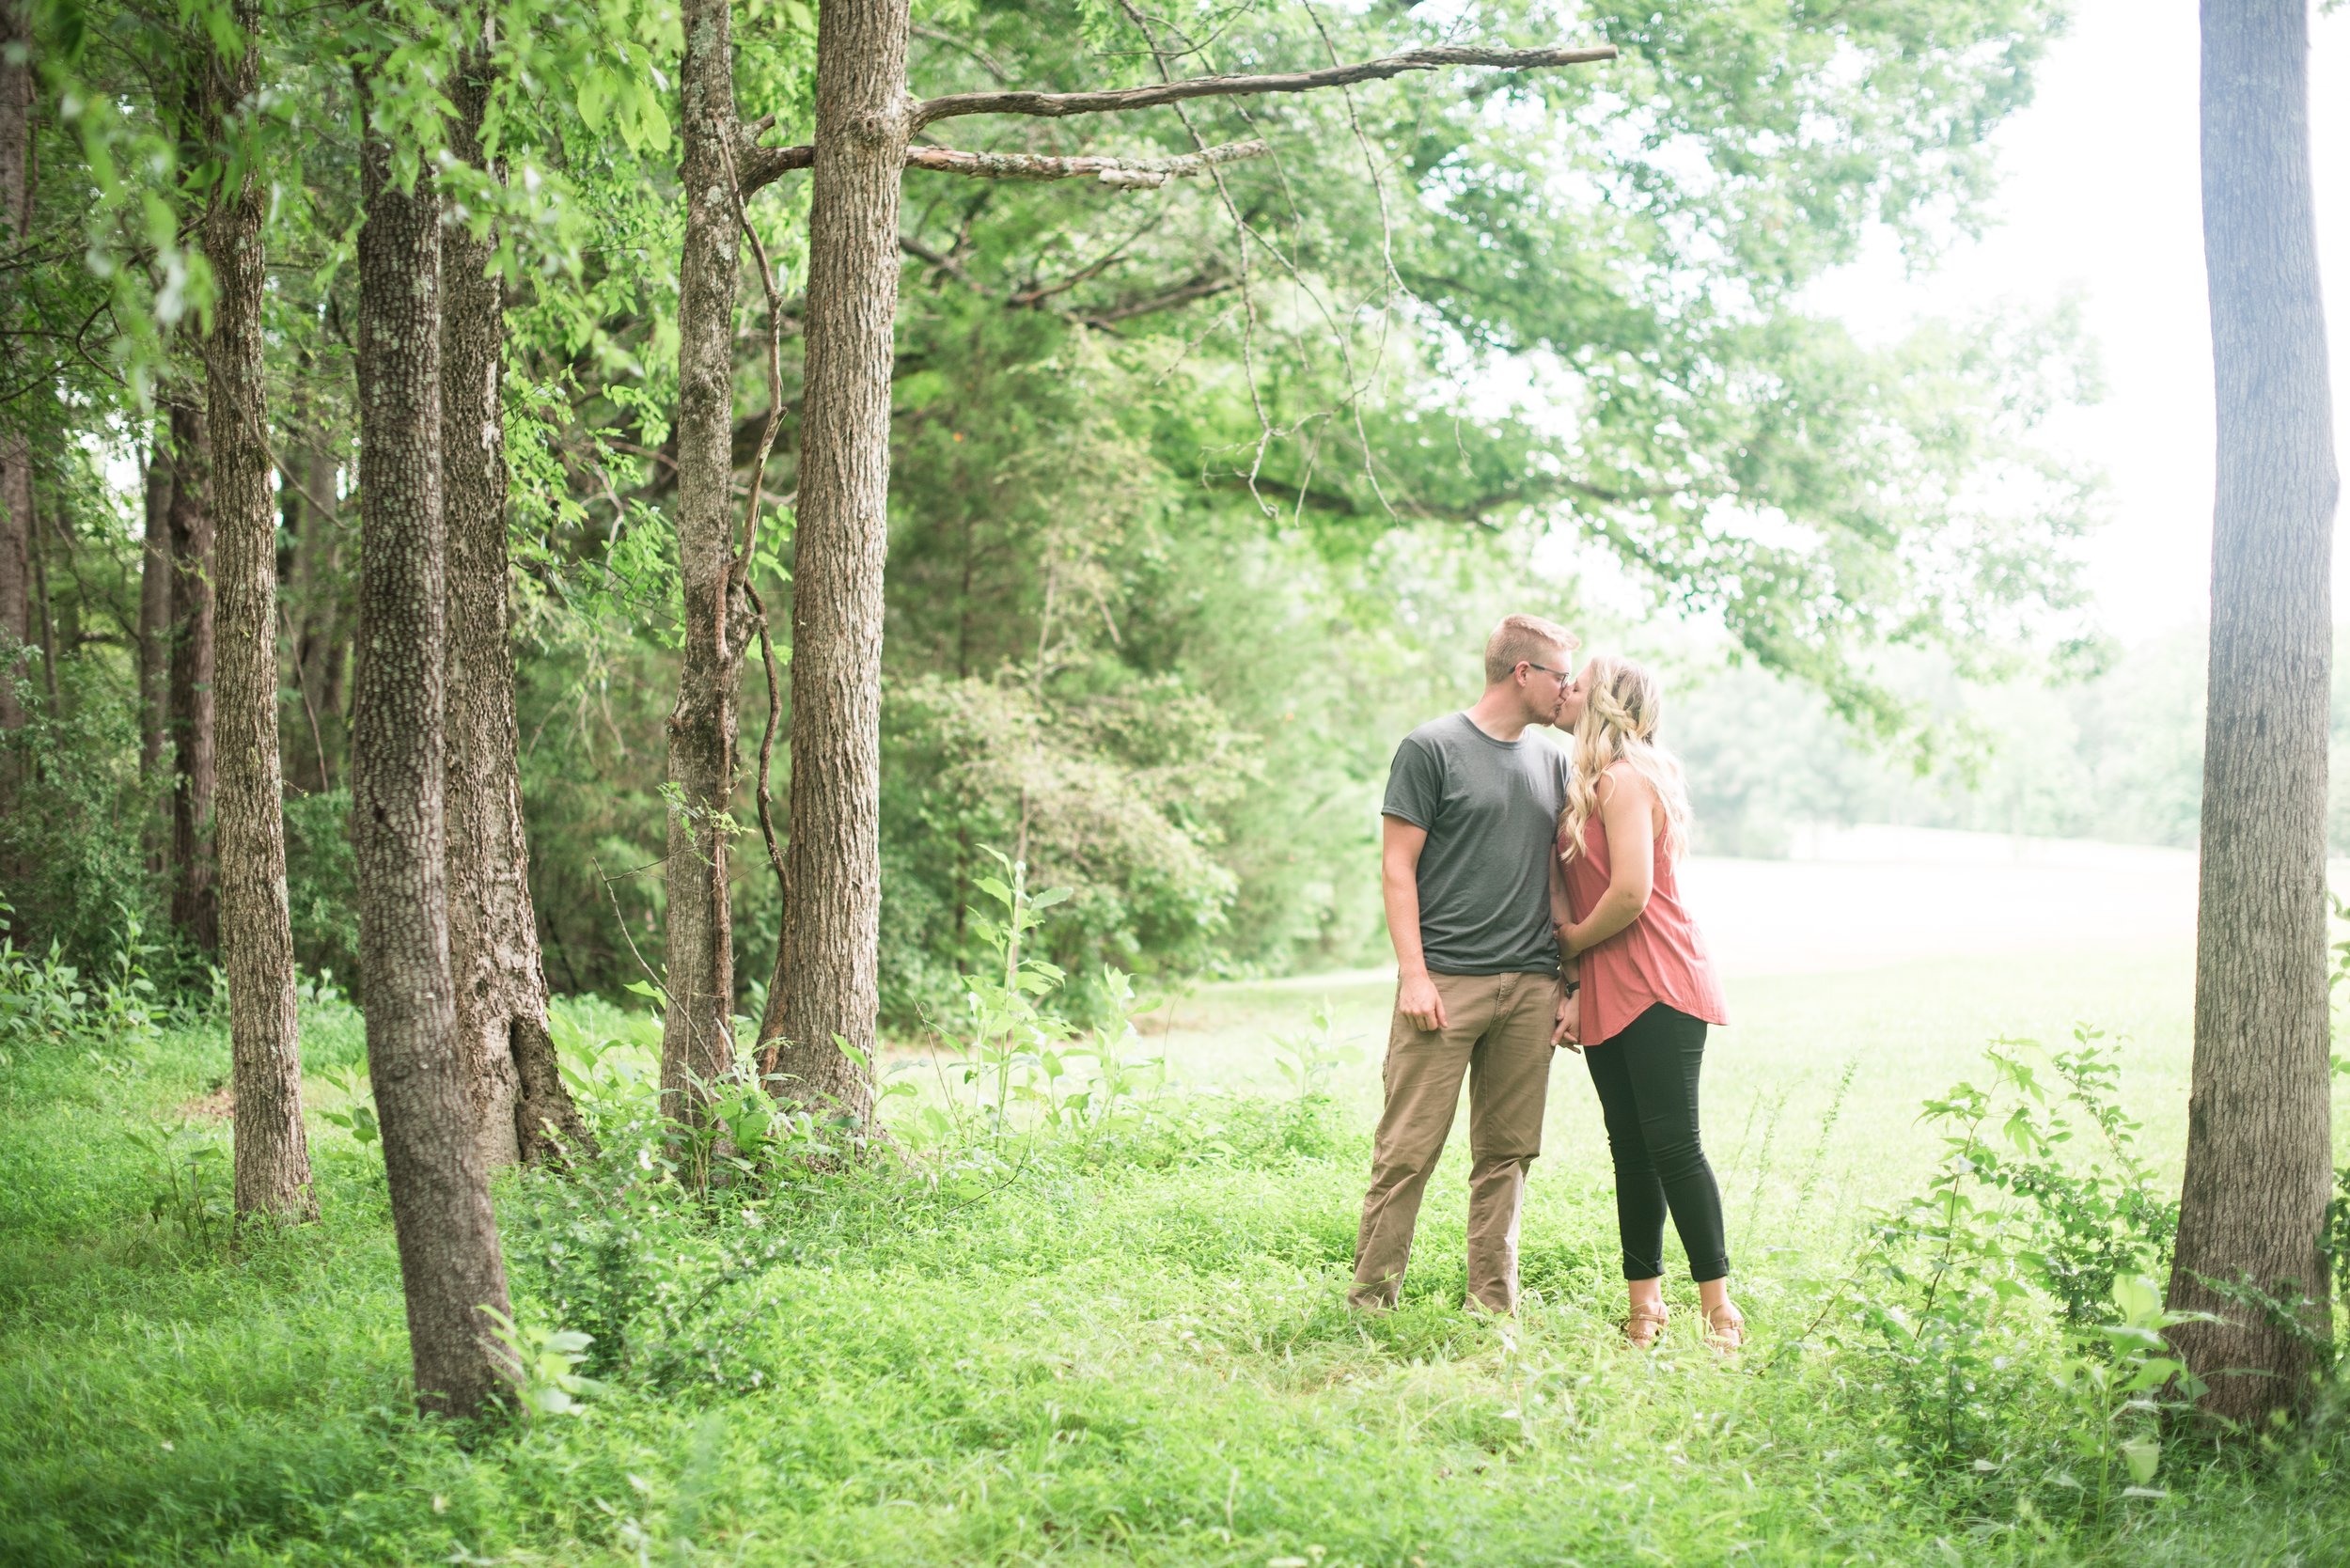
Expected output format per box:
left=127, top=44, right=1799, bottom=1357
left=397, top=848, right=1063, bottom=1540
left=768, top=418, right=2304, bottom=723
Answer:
left=1562, top=770, right=1656, bottom=955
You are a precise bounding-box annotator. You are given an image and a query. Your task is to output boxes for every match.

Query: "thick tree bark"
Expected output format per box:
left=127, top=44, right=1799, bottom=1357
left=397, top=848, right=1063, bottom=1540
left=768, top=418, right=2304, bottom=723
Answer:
left=140, top=431, right=176, bottom=783
left=659, top=0, right=751, bottom=1124
left=2169, top=0, right=2340, bottom=1421
left=165, top=395, right=220, bottom=950
left=352, top=66, right=515, bottom=1419
left=759, top=0, right=911, bottom=1124
left=444, top=46, right=590, bottom=1167
left=201, top=4, right=313, bottom=1221
left=0, top=0, right=31, bottom=760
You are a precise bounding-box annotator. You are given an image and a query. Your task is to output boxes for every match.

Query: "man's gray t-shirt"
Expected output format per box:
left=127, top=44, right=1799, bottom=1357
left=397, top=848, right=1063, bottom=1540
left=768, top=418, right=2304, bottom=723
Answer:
left=1382, top=713, right=1570, bottom=977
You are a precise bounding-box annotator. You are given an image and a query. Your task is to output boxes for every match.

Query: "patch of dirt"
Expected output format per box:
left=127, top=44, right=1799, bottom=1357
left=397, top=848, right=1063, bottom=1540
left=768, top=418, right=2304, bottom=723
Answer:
left=178, top=1086, right=235, bottom=1122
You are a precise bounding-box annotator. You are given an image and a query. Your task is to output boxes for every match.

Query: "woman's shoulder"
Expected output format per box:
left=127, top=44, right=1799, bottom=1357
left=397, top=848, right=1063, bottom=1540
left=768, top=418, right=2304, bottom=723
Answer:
left=1594, top=760, right=1653, bottom=798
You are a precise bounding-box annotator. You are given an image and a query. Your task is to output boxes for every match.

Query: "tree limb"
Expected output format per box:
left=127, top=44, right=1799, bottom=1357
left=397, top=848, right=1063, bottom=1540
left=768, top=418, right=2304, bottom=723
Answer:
left=1202, top=465, right=1647, bottom=525
left=741, top=137, right=1269, bottom=192
left=910, top=138, right=1269, bottom=186
left=910, top=43, right=1616, bottom=129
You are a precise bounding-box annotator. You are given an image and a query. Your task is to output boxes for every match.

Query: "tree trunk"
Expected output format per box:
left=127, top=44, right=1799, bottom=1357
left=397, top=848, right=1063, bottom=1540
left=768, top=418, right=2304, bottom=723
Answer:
left=0, top=0, right=31, bottom=764
left=352, top=63, right=515, bottom=1419
left=278, top=393, right=329, bottom=792
left=28, top=494, right=55, bottom=708
left=660, top=0, right=751, bottom=1124
left=166, top=395, right=220, bottom=952
left=201, top=2, right=313, bottom=1223
left=444, top=43, right=590, bottom=1167
left=2168, top=0, right=2341, bottom=1422
left=284, top=424, right=346, bottom=795
left=760, top=0, right=910, bottom=1123
left=140, top=431, right=176, bottom=785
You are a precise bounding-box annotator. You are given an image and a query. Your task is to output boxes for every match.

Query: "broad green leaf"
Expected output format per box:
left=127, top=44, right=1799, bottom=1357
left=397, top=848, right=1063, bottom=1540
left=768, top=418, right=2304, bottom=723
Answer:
left=578, top=69, right=611, bottom=134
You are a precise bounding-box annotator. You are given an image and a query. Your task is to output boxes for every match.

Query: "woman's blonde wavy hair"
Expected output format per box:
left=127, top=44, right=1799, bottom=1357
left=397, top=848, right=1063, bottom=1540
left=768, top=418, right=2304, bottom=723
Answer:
left=1559, top=655, right=1694, bottom=865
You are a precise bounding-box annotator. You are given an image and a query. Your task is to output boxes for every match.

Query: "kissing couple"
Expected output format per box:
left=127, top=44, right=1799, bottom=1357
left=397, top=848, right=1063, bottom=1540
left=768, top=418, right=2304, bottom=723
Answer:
left=1347, top=615, right=1742, bottom=1351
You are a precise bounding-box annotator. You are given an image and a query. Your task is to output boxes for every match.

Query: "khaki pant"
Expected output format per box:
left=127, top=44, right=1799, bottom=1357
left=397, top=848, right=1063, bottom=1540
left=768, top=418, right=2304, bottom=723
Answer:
left=1350, top=970, right=1558, bottom=1313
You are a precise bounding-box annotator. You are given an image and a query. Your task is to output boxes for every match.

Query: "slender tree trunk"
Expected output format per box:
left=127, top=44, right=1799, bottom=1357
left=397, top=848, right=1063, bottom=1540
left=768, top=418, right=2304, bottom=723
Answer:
left=140, top=431, right=176, bottom=785
left=285, top=426, right=345, bottom=795
left=0, top=0, right=31, bottom=763
left=28, top=495, right=55, bottom=708
left=352, top=62, right=515, bottom=1419
left=759, top=0, right=910, bottom=1123
left=2168, top=0, right=2340, bottom=1422
left=444, top=44, right=589, bottom=1166
left=201, top=2, right=313, bottom=1223
left=660, top=0, right=751, bottom=1123
left=166, top=395, right=220, bottom=951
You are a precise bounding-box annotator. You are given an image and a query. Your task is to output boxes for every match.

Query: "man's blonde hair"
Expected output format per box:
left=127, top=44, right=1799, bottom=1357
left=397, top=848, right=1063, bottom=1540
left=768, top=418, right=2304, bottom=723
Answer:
left=1483, top=614, right=1580, bottom=686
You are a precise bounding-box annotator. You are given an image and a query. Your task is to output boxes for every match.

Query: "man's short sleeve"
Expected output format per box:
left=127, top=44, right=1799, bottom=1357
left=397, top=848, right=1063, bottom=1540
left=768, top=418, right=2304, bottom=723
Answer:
left=1381, top=733, right=1444, bottom=830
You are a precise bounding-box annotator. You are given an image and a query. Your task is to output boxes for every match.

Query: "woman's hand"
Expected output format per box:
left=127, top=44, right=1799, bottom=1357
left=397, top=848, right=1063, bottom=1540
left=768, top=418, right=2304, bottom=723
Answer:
left=1555, top=917, right=1580, bottom=959
left=1552, top=986, right=1581, bottom=1053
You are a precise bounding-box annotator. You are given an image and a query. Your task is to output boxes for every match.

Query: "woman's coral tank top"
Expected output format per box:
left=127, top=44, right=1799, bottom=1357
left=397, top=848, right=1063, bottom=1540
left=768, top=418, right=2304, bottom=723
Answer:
left=1560, top=800, right=1728, bottom=1046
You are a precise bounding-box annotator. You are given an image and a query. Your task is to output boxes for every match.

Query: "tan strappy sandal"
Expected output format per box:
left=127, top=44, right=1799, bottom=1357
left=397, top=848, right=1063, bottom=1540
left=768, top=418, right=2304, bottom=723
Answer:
left=1704, top=1304, right=1746, bottom=1353
left=1625, top=1303, right=1668, bottom=1349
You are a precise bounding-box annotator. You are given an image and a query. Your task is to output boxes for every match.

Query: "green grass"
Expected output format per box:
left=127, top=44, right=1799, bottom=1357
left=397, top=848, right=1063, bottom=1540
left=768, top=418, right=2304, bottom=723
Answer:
left=1, top=948, right=2346, bottom=1565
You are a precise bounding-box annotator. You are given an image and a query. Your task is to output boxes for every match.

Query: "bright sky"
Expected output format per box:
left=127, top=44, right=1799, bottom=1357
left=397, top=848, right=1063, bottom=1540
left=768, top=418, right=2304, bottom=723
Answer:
left=1817, top=0, right=2350, bottom=645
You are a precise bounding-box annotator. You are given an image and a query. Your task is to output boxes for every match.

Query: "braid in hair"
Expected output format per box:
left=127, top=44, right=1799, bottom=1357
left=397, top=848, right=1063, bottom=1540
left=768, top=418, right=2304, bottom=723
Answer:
left=1559, top=656, right=1694, bottom=864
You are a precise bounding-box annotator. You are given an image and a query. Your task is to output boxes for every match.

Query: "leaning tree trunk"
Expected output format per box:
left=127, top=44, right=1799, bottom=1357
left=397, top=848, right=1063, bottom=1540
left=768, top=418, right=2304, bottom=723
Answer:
left=659, top=0, right=752, bottom=1125
left=760, top=0, right=910, bottom=1125
left=352, top=66, right=515, bottom=1419
left=140, top=430, right=176, bottom=784
left=444, top=45, right=590, bottom=1167
left=2168, top=0, right=2341, bottom=1422
left=0, top=0, right=32, bottom=784
left=202, top=2, right=313, bottom=1221
left=166, top=395, right=220, bottom=951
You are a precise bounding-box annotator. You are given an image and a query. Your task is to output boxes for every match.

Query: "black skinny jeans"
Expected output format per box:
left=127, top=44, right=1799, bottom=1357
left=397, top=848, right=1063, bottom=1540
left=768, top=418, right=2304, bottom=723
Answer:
left=1583, top=1002, right=1730, bottom=1281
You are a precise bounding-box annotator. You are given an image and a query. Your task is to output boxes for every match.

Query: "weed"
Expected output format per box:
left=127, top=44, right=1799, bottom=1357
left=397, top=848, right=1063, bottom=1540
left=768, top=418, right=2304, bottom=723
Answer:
left=123, top=1121, right=231, bottom=1249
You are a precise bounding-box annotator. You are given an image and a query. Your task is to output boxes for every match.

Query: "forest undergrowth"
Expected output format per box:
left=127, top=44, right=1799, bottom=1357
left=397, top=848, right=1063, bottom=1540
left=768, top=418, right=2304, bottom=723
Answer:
left=1, top=909, right=2346, bottom=1566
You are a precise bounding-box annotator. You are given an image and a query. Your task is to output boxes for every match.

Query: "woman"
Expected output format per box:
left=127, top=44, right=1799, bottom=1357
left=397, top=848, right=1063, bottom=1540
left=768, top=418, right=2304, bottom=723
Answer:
left=1552, top=656, right=1741, bottom=1350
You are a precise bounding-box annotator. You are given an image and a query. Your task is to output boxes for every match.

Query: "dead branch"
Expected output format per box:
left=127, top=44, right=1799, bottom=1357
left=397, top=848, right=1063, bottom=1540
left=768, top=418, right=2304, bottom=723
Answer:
left=910, top=43, right=1615, bottom=128
left=741, top=137, right=1268, bottom=192
left=906, top=139, right=1268, bottom=186
left=1072, top=270, right=1237, bottom=328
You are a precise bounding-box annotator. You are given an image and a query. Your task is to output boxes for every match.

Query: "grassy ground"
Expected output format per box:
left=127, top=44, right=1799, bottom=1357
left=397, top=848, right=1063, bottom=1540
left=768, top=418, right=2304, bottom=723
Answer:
left=1, top=942, right=2345, bottom=1566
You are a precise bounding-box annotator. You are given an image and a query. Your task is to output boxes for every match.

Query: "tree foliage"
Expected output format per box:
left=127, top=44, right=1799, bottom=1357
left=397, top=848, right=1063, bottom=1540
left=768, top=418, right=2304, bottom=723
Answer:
left=1, top=0, right=2092, bottom=1025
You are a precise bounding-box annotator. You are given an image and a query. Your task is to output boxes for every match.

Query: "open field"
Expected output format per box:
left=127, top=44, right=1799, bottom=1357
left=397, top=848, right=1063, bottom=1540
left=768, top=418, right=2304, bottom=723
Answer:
left=1147, top=830, right=2262, bottom=1225
left=3, top=839, right=2346, bottom=1565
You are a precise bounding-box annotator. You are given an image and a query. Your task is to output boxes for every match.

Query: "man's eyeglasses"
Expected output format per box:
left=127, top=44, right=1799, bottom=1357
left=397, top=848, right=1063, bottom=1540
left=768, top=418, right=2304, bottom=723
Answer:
left=1524, top=662, right=1574, bottom=684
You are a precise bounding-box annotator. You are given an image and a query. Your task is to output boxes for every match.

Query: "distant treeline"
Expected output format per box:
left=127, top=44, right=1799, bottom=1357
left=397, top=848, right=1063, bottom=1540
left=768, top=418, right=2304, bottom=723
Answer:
left=1671, top=625, right=2350, bottom=859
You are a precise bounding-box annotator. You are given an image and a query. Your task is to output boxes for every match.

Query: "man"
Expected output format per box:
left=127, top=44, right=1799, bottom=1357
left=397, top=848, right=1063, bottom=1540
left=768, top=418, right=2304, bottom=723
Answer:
left=1350, top=613, right=1578, bottom=1314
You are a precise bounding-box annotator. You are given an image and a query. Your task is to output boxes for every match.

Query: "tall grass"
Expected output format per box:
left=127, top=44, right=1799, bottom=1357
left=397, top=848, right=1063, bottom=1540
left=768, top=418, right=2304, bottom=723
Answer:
left=0, top=923, right=2344, bottom=1565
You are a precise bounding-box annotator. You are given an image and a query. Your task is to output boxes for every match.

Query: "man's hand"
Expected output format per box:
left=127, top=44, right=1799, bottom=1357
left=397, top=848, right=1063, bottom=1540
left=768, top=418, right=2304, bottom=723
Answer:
left=1552, top=986, right=1581, bottom=1053
left=1398, top=971, right=1449, bottom=1032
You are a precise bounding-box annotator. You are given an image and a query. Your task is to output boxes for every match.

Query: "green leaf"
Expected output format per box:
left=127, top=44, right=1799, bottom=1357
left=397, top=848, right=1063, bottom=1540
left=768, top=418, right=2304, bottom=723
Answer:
left=578, top=69, right=612, bottom=134
left=632, top=81, right=671, bottom=154
left=2112, top=1274, right=2162, bottom=1325
left=2119, top=1437, right=2160, bottom=1487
